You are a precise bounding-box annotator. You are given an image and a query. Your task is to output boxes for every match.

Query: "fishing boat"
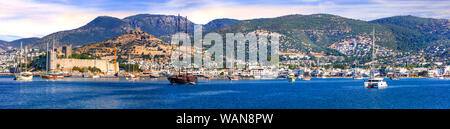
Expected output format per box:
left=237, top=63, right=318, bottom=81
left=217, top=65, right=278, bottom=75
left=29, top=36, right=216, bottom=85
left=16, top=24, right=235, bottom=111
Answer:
left=364, top=27, right=388, bottom=88
left=168, top=74, right=198, bottom=85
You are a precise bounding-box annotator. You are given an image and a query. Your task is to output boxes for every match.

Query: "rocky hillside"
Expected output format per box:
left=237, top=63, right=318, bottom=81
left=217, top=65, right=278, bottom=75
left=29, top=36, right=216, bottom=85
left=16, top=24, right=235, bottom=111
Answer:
left=75, top=30, right=176, bottom=63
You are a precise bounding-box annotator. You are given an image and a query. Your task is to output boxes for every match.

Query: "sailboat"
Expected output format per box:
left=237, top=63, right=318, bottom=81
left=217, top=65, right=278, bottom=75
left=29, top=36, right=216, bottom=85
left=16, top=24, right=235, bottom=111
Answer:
left=125, top=54, right=139, bottom=80
left=14, top=42, right=33, bottom=81
left=364, top=27, right=388, bottom=88
left=167, top=15, right=198, bottom=85
left=353, top=61, right=363, bottom=79
left=42, top=39, right=64, bottom=79
left=302, top=61, right=311, bottom=81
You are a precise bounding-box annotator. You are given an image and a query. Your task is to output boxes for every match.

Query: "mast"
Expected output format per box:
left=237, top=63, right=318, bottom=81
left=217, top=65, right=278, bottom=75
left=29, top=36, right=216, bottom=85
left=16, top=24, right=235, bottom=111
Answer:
left=185, top=16, right=189, bottom=74
left=371, top=26, right=375, bottom=78
left=46, top=40, right=49, bottom=73
left=24, top=43, right=27, bottom=72
left=19, top=42, right=22, bottom=73
left=128, top=54, right=130, bottom=73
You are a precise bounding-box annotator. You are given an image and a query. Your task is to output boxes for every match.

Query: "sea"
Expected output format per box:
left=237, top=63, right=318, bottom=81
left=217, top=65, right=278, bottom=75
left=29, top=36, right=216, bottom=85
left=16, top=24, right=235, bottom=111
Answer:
left=0, top=76, right=449, bottom=109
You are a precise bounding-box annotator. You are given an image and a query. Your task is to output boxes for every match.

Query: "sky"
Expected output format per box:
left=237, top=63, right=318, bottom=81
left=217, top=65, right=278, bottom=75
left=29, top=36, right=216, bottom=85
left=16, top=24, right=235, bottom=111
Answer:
left=0, top=0, right=448, bottom=41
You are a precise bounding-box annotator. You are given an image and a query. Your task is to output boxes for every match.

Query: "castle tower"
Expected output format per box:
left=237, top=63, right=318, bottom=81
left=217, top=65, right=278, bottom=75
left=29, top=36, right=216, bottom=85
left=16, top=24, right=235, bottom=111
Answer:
left=47, top=50, right=57, bottom=71
left=62, top=45, right=72, bottom=57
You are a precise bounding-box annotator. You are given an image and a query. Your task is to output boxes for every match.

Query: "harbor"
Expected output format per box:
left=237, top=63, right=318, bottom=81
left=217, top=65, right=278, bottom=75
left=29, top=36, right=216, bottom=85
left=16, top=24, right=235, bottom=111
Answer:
left=0, top=76, right=448, bottom=109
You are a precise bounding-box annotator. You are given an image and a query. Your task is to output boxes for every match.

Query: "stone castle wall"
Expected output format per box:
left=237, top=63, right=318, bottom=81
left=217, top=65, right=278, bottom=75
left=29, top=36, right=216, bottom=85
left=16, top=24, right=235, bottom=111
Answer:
left=55, top=59, right=118, bottom=74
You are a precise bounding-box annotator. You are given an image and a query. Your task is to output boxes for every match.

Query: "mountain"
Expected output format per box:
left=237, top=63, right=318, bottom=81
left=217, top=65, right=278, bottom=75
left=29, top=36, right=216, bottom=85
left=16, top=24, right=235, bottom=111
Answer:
left=215, top=14, right=449, bottom=54
left=214, top=14, right=399, bottom=54
left=75, top=30, right=175, bottom=63
left=19, top=13, right=448, bottom=57
left=30, top=16, right=133, bottom=48
left=28, top=14, right=240, bottom=49
left=371, top=15, right=449, bottom=38
left=0, top=40, right=8, bottom=52
left=203, top=18, right=241, bottom=32
left=370, top=15, right=449, bottom=50
left=9, top=37, right=40, bottom=48
left=123, top=14, right=195, bottom=37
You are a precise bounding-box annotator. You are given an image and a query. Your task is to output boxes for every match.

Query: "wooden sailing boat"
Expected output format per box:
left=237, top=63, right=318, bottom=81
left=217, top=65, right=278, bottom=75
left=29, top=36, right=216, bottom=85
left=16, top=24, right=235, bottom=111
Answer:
left=167, top=15, right=198, bottom=85
left=42, top=39, right=64, bottom=79
left=14, top=42, right=33, bottom=81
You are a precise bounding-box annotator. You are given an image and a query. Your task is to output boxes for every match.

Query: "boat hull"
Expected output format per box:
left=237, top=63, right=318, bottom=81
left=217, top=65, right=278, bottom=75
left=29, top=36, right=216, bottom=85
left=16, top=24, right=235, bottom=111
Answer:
left=364, top=81, right=388, bottom=88
left=14, top=75, right=33, bottom=81
left=168, top=75, right=198, bottom=85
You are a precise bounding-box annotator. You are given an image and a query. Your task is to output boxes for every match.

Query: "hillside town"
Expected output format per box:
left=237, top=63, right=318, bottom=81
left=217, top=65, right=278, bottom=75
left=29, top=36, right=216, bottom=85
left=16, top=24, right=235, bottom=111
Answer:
left=0, top=39, right=449, bottom=79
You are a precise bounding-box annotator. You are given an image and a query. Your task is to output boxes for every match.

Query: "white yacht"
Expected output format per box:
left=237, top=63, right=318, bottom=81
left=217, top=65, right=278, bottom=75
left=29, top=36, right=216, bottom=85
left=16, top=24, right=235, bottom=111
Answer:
left=364, top=27, right=388, bottom=89
left=364, top=77, right=387, bottom=88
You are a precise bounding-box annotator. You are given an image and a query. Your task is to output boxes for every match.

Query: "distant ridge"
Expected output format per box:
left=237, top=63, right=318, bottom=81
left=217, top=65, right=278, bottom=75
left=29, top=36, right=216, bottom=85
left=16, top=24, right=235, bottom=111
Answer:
left=12, top=13, right=448, bottom=57
left=27, top=14, right=241, bottom=49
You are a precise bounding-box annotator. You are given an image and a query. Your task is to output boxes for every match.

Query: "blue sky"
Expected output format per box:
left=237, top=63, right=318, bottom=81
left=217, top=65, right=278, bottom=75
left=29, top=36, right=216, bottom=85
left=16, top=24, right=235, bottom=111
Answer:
left=0, top=0, right=448, bottom=41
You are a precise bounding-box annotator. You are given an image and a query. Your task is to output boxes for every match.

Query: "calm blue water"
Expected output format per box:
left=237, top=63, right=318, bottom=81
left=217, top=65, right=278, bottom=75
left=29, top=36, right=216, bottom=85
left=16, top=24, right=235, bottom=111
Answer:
left=0, top=76, right=449, bottom=109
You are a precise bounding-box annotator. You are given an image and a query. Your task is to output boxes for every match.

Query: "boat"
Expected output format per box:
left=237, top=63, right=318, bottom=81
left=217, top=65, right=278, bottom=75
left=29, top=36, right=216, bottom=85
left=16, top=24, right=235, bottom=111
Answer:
left=14, top=72, right=33, bottom=81
left=125, top=73, right=139, bottom=80
left=353, top=75, right=363, bottom=79
left=288, top=75, right=296, bottom=82
left=228, top=75, right=239, bottom=80
left=92, top=74, right=100, bottom=79
left=168, top=74, right=198, bottom=85
left=364, top=27, right=388, bottom=88
left=42, top=40, right=64, bottom=80
left=302, top=75, right=311, bottom=81
left=13, top=42, right=33, bottom=81
left=82, top=73, right=101, bottom=78
left=167, top=15, right=198, bottom=85
left=42, top=72, right=64, bottom=79
left=149, top=72, right=160, bottom=78
left=364, top=78, right=388, bottom=88
left=63, top=72, right=72, bottom=77
left=390, top=75, right=399, bottom=80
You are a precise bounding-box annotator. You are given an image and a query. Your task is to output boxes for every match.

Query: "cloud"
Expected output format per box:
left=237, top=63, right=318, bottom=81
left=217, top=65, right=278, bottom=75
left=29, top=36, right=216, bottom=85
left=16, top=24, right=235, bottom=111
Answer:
left=0, top=0, right=136, bottom=39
